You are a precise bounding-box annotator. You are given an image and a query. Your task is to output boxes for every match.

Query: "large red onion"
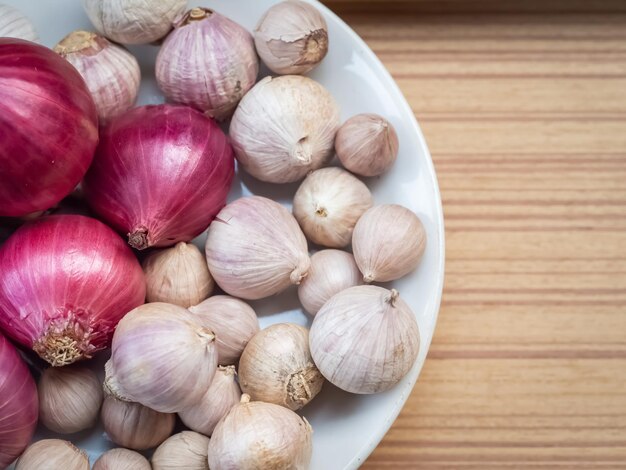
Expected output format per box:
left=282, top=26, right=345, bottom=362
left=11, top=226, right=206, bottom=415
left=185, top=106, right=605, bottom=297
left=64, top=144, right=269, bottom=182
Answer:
left=0, top=333, right=38, bottom=468
left=83, top=104, right=235, bottom=250
left=0, top=38, right=98, bottom=217
left=0, top=215, right=145, bottom=366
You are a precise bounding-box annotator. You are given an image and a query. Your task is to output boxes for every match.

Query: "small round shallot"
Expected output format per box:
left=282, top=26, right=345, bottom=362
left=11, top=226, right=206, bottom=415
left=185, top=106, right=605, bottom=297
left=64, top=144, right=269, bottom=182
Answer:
left=101, top=395, right=175, bottom=450
left=152, top=431, right=210, bottom=470
left=293, top=167, right=373, bottom=248
left=93, top=448, right=151, bottom=470
left=239, top=323, right=324, bottom=410
left=16, top=439, right=89, bottom=470
left=208, top=395, right=313, bottom=470
left=143, top=242, right=214, bottom=308
left=298, top=249, right=363, bottom=315
left=188, top=295, right=260, bottom=365
left=352, top=204, right=427, bottom=282
left=310, top=285, right=420, bottom=394
left=335, top=113, right=400, bottom=177
left=230, top=75, right=340, bottom=183
left=54, top=31, right=140, bottom=124
left=255, top=0, right=328, bottom=75
left=38, top=365, right=103, bottom=434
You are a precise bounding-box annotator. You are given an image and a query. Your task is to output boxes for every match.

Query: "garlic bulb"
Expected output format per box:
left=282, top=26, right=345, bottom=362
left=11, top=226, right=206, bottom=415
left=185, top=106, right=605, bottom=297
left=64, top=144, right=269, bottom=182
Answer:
left=156, top=7, right=258, bottom=121
left=143, top=242, right=214, bottom=308
left=255, top=0, right=328, bottom=75
left=82, top=0, right=187, bottom=45
left=209, top=394, right=312, bottom=469
left=54, top=31, right=140, bottom=124
left=152, top=431, right=210, bottom=470
left=101, top=395, right=175, bottom=450
left=335, top=113, right=400, bottom=177
left=298, top=249, right=363, bottom=315
left=310, top=285, right=420, bottom=394
left=205, top=196, right=310, bottom=300
left=352, top=204, right=427, bottom=282
left=93, top=448, right=151, bottom=470
left=188, top=296, right=259, bottom=365
left=38, top=365, right=103, bottom=434
left=0, top=4, right=38, bottom=42
left=105, top=303, right=218, bottom=412
left=179, top=365, right=240, bottom=436
left=239, top=323, right=323, bottom=410
left=230, top=75, right=340, bottom=183
left=293, top=167, right=373, bottom=247
left=16, top=439, right=89, bottom=470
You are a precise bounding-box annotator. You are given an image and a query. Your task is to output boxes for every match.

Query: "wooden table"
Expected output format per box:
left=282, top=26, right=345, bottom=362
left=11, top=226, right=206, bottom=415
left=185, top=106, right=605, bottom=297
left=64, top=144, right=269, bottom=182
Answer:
left=325, top=1, right=626, bottom=467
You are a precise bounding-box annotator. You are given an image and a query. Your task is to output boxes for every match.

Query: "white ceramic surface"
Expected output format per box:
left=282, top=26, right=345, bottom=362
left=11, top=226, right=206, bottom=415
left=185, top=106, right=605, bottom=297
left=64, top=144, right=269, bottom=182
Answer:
left=2, top=1, right=445, bottom=468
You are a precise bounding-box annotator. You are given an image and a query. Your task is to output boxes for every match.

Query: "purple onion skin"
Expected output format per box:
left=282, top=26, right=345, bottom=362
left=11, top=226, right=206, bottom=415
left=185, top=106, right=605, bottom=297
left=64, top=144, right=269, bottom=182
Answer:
left=0, top=333, right=38, bottom=468
left=0, top=215, right=146, bottom=366
left=83, top=104, right=235, bottom=250
left=0, top=38, right=98, bottom=217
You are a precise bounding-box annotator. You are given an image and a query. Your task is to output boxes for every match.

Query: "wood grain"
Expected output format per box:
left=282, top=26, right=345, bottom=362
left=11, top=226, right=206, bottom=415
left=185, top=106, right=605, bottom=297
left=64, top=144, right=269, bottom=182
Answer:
left=322, top=3, right=626, bottom=468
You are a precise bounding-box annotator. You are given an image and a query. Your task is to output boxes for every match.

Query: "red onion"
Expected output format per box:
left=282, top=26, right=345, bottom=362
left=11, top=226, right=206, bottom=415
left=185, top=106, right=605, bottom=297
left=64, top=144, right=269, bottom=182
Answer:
left=0, top=215, right=146, bottom=366
left=0, top=39, right=98, bottom=217
left=0, top=333, right=38, bottom=468
left=83, top=104, right=235, bottom=250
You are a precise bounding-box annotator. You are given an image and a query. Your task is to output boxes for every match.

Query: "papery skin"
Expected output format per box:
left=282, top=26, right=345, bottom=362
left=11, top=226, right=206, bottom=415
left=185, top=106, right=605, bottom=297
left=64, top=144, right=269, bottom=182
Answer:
left=188, top=295, right=259, bottom=365
left=310, top=285, right=420, bottom=394
left=298, top=249, right=363, bottom=316
left=255, top=0, right=328, bottom=75
left=82, top=0, right=187, bottom=45
left=15, top=439, right=89, bottom=470
left=55, top=31, right=140, bottom=124
left=335, top=113, right=399, bottom=177
left=205, top=196, right=311, bottom=300
left=83, top=104, right=234, bottom=250
left=0, top=4, right=38, bottom=42
left=208, top=396, right=313, bottom=470
left=238, top=323, right=324, bottom=411
left=152, top=431, right=210, bottom=470
left=0, top=39, right=98, bottom=217
left=156, top=8, right=258, bottom=121
left=0, top=215, right=146, bottom=366
left=105, top=303, right=218, bottom=413
left=293, top=167, right=373, bottom=248
left=0, top=333, right=38, bottom=469
left=93, top=448, right=151, bottom=470
left=352, top=204, right=427, bottom=282
left=101, top=395, right=175, bottom=450
left=229, top=75, right=340, bottom=183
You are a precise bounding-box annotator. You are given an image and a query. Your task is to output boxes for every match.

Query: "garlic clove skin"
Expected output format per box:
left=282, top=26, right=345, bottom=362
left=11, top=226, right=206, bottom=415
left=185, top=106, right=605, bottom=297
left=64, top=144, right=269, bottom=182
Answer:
left=0, top=4, right=38, bottom=42
left=230, top=75, right=340, bottom=183
left=188, top=296, right=260, bottom=365
left=82, top=0, right=187, bottom=45
left=298, top=249, right=363, bottom=316
left=205, top=196, right=310, bottom=300
left=54, top=30, right=140, bottom=124
left=293, top=167, right=373, bottom=248
left=152, top=431, right=210, bottom=470
left=352, top=204, right=427, bottom=282
left=208, top=394, right=313, bottom=470
left=93, top=448, right=151, bottom=470
left=179, top=365, right=241, bottom=436
left=38, top=365, right=103, bottom=434
left=335, top=113, right=400, bottom=177
left=143, top=242, right=214, bottom=308
left=255, top=0, right=328, bottom=75
left=105, top=302, right=218, bottom=413
left=310, top=285, right=420, bottom=394
left=101, top=395, right=175, bottom=450
left=238, top=323, right=324, bottom=411
left=16, top=439, right=89, bottom=470
left=156, top=8, right=259, bottom=121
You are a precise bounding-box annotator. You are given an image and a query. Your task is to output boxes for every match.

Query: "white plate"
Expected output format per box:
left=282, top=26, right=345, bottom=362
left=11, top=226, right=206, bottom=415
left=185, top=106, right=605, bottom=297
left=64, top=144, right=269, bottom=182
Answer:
left=3, top=1, right=445, bottom=468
